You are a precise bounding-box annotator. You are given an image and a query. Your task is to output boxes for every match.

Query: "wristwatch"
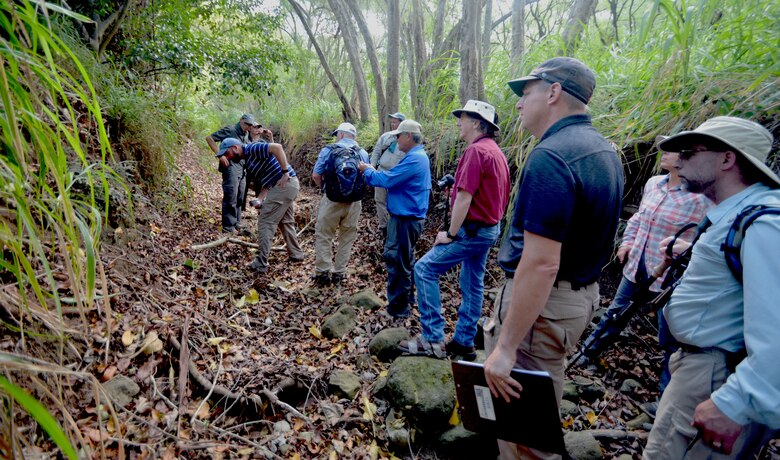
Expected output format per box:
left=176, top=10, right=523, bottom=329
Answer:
left=446, top=231, right=459, bottom=240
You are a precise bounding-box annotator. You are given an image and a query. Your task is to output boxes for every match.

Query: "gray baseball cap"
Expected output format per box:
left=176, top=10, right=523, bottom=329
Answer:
left=218, top=138, right=242, bottom=157
left=508, top=57, right=596, bottom=104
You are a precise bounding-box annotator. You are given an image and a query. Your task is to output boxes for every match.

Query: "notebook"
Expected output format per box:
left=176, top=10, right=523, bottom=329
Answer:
left=451, top=360, right=565, bottom=454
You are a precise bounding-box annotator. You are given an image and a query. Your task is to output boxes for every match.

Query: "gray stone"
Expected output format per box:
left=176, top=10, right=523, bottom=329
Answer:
left=615, top=454, right=633, bottom=460
left=563, top=380, right=579, bottom=402
left=322, top=305, right=358, bottom=339
left=384, top=356, right=456, bottom=430
left=355, top=353, right=374, bottom=370
left=328, top=370, right=361, bottom=400
left=273, top=420, right=292, bottom=434
left=386, top=408, right=410, bottom=451
left=348, top=290, right=385, bottom=309
left=572, top=376, right=606, bottom=403
left=619, top=378, right=642, bottom=394
left=560, top=399, right=580, bottom=419
left=564, top=431, right=603, bottom=460
left=369, top=327, right=410, bottom=362
left=102, top=375, right=140, bottom=408
left=438, top=424, right=498, bottom=459
left=626, top=413, right=651, bottom=429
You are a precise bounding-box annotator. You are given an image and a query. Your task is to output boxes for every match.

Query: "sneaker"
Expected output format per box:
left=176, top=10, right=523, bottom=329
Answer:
left=289, top=255, right=305, bottom=263
left=312, top=273, right=331, bottom=286
left=222, top=226, right=237, bottom=233
left=331, top=273, right=346, bottom=284
left=445, top=340, right=477, bottom=361
left=378, top=309, right=410, bottom=321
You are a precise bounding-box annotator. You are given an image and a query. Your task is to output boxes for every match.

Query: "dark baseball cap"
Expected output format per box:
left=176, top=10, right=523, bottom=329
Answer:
left=387, top=112, right=406, bottom=121
left=240, top=114, right=258, bottom=126
left=507, top=57, right=596, bottom=104
left=217, top=138, right=242, bottom=157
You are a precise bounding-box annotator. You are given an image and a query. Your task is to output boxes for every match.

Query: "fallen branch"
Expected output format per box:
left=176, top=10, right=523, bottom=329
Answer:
left=586, top=429, right=647, bottom=441
left=169, top=335, right=311, bottom=423
left=191, top=237, right=258, bottom=251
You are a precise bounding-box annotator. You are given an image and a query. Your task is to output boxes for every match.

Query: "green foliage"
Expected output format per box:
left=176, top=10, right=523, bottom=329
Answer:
left=0, top=376, right=78, bottom=459
left=119, top=0, right=292, bottom=97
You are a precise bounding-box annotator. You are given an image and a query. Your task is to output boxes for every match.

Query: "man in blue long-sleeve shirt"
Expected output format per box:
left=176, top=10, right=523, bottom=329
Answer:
left=358, top=120, right=431, bottom=318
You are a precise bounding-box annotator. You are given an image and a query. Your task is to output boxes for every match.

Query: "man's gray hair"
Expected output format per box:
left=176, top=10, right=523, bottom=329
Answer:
left=411, top=132, right=423, bottom=144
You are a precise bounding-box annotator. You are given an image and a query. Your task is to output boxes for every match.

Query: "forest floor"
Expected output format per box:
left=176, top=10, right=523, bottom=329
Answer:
left=10, top=139, right=779, bottom=459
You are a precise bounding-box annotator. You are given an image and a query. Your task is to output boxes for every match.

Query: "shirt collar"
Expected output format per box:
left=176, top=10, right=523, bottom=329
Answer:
left=540, top=114, right=592, bottom=142
left=706, top=183, right=770, bottom=225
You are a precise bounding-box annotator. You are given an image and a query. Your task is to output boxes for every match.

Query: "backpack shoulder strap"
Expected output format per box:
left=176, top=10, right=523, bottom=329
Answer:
left=721, top=204, right=780, bottom=284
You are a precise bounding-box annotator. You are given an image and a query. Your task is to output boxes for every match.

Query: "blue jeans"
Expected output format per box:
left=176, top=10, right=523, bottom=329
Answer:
left=384, top=215, right=424, bottom=316
left=415, top=224, right=499, bottom=346
left=220, top=159, right=246, bottom=230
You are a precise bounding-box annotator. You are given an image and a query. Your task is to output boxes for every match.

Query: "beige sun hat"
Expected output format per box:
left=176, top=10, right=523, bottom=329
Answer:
left=659, top=116, right=778, bottom=187
left=386, top=119, right=422, bottom=136
left=452, top=100, right=499, bottom=131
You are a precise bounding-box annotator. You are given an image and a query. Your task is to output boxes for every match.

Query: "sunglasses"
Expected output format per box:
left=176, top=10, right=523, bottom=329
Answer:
left=678, top=148, right=718, bottom=160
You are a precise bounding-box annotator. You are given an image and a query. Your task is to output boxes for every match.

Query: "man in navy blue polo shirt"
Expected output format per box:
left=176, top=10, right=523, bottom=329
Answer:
left=219, top=139, right=304, bottom=273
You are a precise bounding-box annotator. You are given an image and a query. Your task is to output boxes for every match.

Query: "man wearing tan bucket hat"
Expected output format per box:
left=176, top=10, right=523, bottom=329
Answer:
left=482, top=57, right=624, bottom=459
left=643, top=116, right=780, bottom=458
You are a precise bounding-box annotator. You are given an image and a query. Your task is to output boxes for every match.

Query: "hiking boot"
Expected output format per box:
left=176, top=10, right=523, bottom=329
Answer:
left=289, top=255, right=305, bottom=263
left=445, top=340, right=477, bottom=361
left=247, top=259, right=268, bottom=273
left=331, top=272, right=346, bottom=284
left=313, top=273, right=331, bottom=286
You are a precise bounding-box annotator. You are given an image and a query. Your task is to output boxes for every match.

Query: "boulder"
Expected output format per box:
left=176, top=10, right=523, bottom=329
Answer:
left=626, top=413, right=651, bottom=429
left=384, top=356, right=456, bottom=431
left=348, top=290, right=385, bottom=309
left=619, top=378, right=642, bottom=394
left=572, top=376, right=606, bottom=403
left=562, top=380, right=579, bottom=402
left=322, top=305, right=358, bottom=339
left=438, top=424, right=498, bottom=459
left=102, top=375, right=140, bottom=408
left=385, top=408, right=410, bottom=452
left=560, top=399, right=580, bottom=419
left=328, top=370, right=361, bottom=400
left=564, top=431, right=603, bottom=460
left=369, top=327, right=410, bottom=362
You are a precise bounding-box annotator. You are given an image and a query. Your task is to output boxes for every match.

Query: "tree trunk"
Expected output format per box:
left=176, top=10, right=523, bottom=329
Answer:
left=287, top=0, right=356, bottom=121
left=345, top=0, right=387, bottom=129
left=431, top=0, right=448, bottom=57
left=458, top=0, right=484, bottom=104
left=561, top=0, right=597, bottom=54
left=510, top=0, right=525, bottom=73
left=482, top=0, right=493, bottom=72
left=404, top=22, right=418, bottom=117
left=327, top=0, right=371, bottom=122
left=386, top=0, right=400, bottom=128
left=411, top=0, right=428, bottom=116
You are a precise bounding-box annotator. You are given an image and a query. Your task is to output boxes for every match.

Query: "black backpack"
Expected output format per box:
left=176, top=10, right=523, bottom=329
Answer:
left=722, top=204, right=780, bottom=284
left=323, top=143, right=365, bottom=203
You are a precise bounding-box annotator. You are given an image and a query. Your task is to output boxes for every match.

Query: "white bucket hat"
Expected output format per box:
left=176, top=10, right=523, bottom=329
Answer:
left=659, top=116, right=778, bottom=187
left=452, top=100, right=499, bottom=131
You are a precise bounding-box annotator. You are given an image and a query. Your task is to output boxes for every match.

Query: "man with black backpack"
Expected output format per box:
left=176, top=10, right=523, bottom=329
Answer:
left=644, top=117, right=780, bottom=458
left=311, top=123, right=369, bottom=286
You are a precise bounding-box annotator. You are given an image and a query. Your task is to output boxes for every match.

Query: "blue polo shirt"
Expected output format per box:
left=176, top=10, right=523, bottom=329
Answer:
left=364, top=144, right=431, bottom=219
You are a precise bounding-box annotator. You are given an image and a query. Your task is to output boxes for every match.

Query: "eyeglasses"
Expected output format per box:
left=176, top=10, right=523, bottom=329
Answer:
left=678, top=148, right=717, bottom=160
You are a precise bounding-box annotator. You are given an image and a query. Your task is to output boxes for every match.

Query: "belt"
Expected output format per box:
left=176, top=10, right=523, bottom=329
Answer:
left=677, top=343, right=746, bottom=372
left=502, top=273, right=589, bottom=291
left=464, top=220, right=496, bottom=228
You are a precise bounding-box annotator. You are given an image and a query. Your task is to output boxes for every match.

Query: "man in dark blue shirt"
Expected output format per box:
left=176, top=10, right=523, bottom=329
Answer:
left=358, top=120, right=431, bottom=318
left=482, top=57, right=624, bottom=459
left=206, top=114, right=256, bottom=233
left=219, top=139, right=305, bottom=273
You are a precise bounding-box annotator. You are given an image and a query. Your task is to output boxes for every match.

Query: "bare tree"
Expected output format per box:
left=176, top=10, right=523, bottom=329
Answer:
left=386, top=0, right=400, bottom=127
left=411, top=0, right=428, bottom=116
left=561, top=0, right=598, bottom=53
left=345, top=0, right=387, bottom=128
left=287, top=0, right=356, bottom=121
left=482, top=0, right=493, bottom=71
left=404, top=23, right=418, bottom=116
left=458, top=0, right=484, bottom=103
left=510, top=0, right=525, bottom=73
left=327, top=0, right=371, bottom=121
left=77, top=0, right=134, bottom=60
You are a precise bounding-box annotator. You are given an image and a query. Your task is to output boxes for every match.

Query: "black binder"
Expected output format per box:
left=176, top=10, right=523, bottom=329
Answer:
left=451, top=360, right=565, bottom=454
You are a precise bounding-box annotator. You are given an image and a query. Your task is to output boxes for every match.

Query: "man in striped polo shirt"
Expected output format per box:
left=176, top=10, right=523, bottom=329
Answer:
left=218, top=138, right=305, bottom=273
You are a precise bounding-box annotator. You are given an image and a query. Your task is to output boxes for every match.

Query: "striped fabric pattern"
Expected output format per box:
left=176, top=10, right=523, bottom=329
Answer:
left=244, top=142, right=296, bottom=189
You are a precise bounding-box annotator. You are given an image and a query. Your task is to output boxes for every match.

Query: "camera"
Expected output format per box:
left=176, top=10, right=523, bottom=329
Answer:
left=437, top=174, right=455, bottom=189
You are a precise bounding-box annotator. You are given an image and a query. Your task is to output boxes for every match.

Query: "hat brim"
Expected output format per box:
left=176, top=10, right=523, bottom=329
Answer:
left=451, top=109, right=500, bottom=131
left=660, top=132, right=780, bottom=187
left=507, top=76, right=541, bottom=97
left=387, top=113, right=405, bottom=120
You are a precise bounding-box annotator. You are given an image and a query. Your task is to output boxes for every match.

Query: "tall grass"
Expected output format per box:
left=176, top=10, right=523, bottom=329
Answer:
left=1, top=0, right=118, bottom=456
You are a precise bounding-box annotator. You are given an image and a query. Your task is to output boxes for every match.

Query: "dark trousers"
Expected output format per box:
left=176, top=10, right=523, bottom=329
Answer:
left=220, top=159, right=246, bottom=230
left=384, top=215, right=424, bottom=315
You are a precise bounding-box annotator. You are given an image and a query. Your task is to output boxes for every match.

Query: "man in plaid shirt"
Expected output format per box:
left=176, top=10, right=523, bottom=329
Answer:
left=578, top=146, right=712, bottom=374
